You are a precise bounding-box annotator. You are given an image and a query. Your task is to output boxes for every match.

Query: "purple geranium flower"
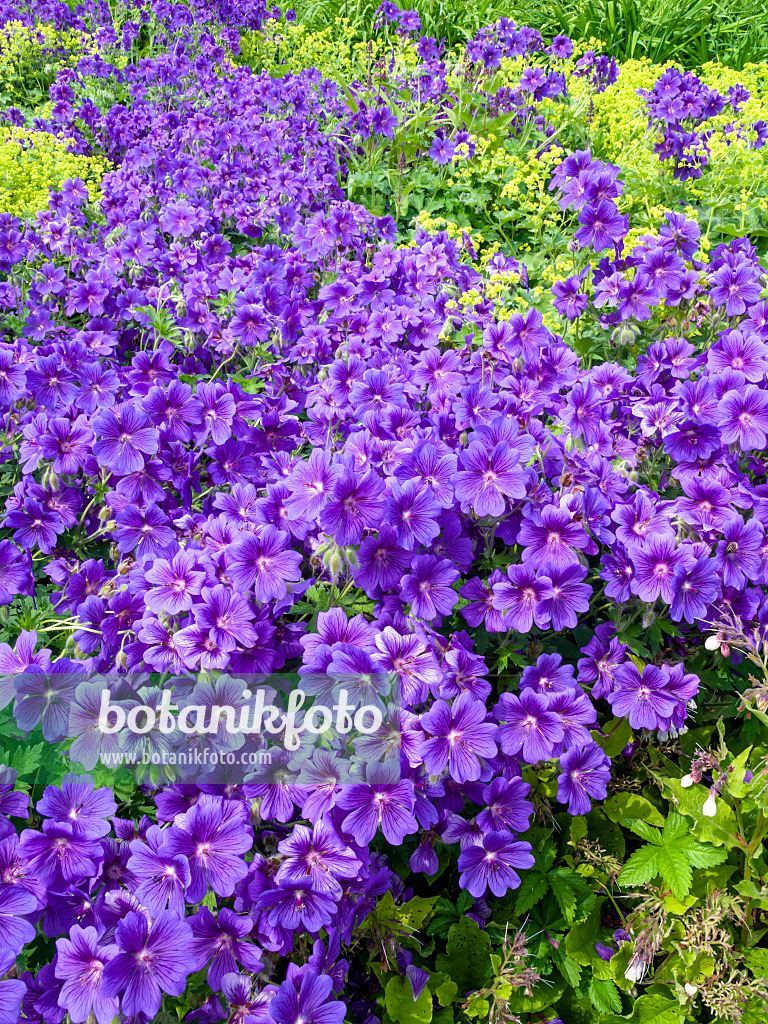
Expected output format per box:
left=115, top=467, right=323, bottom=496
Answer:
left=101, top=910, right=193, bottom=1018
left=189, top=907, right=264, bottom=990
left=54, top=925, right=119, bottom=1024
left=419, top=693, right=498, bottom=783
left=336, top=760, right=418, bottom=845
left=36, top=775, right=117, bottom=837
left=127, top=824, right=191, bottom=917
left=607, top=663, right=676, bottom=730
left=160, top=795, right=253, bottom=903
left=399, top=555, right=459, bottom=620
left=494, top=689, right=564, bottom=763
left=557, top=742, right=611, bottom=814
left=457, top=831, right=535, bottom=897
left=269, top=969, right=345, bottom=1024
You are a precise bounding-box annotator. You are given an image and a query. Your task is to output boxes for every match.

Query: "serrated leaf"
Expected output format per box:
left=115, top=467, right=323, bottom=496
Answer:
left=601, top=993, right=683, bottom=1023
left=662, top=811, right=690, bottom=843
left=551, top=946, right=581, bottom=987
left=655, top=846, right=692, bottom=900
left=618, top=845, right=659, bottom=888
left=623, top=818, right=662, bottom=844
left=514, top=872, right=549, bottom=915
left=549, top=871, right=577, bottom=924
left=588, top=978, right=622, bottom=1013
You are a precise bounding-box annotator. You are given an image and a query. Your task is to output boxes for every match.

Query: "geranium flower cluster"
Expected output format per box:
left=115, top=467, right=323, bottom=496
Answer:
left=1, top=0, right=768, bottom=1020
left=638, top=67, right=763, bottom=180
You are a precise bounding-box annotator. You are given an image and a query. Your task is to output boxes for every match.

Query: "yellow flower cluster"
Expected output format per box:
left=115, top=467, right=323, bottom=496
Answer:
left=0, top=21, right=98, bottom=105
left=238, top=19, right=388, bottom=83
left=0, top=127, right=109, bottom=218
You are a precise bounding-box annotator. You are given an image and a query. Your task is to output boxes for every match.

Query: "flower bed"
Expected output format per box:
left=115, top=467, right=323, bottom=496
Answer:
left=0, top=2, right=768, bottom=1023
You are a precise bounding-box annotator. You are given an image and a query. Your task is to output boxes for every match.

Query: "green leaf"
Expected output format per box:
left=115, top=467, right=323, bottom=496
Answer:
left=745, top=947, right=768, bottom=979
left=604, top=793, right=665, bottom=828
left=549, top=871, right=578, bottom=925
left=514, top=871, right=550, bottom=915
left=662, top=811, right=690, bottom=843
left=655, top=846, right=692, bottom=901
left=434, top=916, right=491, bottom=996
left=601, top=993, right=684, bottom=1023
left=618, top=845, right=659, bottom=888
left=385, top=978, right=432, bottom=1024
left=588, top=978, right=622, bottom=1014
left=623, top=818, right=663, bottom=844
left=619, top=810, right=726, bottom=898
left=551, top=946, right=581, bottom=987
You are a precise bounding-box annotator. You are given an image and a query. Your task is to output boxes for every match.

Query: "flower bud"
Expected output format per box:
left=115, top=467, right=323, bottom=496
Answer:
left=642, top=609, right=655, bottom=629
left=345, top=546, right=359, bottom=569
left=99, top=506, right=112, bottom=521
left=704, top=634, right=721, bottom=651
left=702, top=793, right=718, bottom=817
left=115, top=649, right=128, bottom=670
left=680, top=774, right=694, bottom=788
left=117, top=560, right=132, bottom=576
left=328, top=550, right=342, bottom=579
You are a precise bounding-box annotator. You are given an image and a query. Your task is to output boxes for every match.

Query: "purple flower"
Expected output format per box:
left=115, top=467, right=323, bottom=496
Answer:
left=253, top=881, right=337, bottom=933
left=354, top=524, right=411, bottom=593
left=3, top=497, right=65, bottom=554
left=575, top=199, right=627, bottom=251
left=539, top=565, right=592, bottom=631
left=717, top=386, right=768, bottom=451
left=36, top=775, right=117, bottom=837
left=629, top=535, right=687, bottom=604
left=399, top=555, right=459, bottom=620
left=518, top=505, right=589, bottom=572
left=457, top=831, right=535, bottom=897
left=14, top=666, right=81, bottom=741
left=18, top=819, right=103, bottom=888
left=54, top=925, right=119, bottom=1024
left=0, top=884, right=37, bottom=955
left=0, top=979, right=25, bottom=1024
left=494, top=689, right=564, bottom=763
left=275, top=821, right=360, bottom=896
left=145, top=550, right=208, bottom=614
left=285, top=451, right=341, bottom=520
left=714, top=516, right=763, bottom=588
left=519, top=653, right=575, bottom=696
left=114, top=504, right=175, bottom=560
left=669, top=552, right=719, bottom=624
left=454, top=442, right=527, bottom=517
left=476, top=776, right=533, bottom=834
left=336, top=760, right=418, bottom=845
left=552, top=272, right=589, bottom=319
left=386, top=481, right=441, bottom=549
left=319, top=470, right=387, bottom=545
left=607, top=663, right=676, bottom=730
left=127, top=824, right=191, bottom=917
left=227, top=527, right=303, bottom=601
left=160, top=795, right=253, bottom=903
left=92, top=404, right=159, bottom=475
left=193, top=585, right=257, bottom=652
left=420, top=693, right=498, bottom=782
left=491, top=564, right=552, bottom=633
left=189, top=907, right=264, bottom=990
left=710, top=261, right=761, bottom=314
left=269, top=969, right=345, bottom=1024
left=0, top=766, right=29, bottom=838
left=557, top=742, right=611, bottom=814
left=101, top=910, right=193, bottom=1017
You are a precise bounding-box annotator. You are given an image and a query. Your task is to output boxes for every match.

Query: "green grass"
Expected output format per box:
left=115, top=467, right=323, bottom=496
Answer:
left=291, top=0, right=768, bottom=69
